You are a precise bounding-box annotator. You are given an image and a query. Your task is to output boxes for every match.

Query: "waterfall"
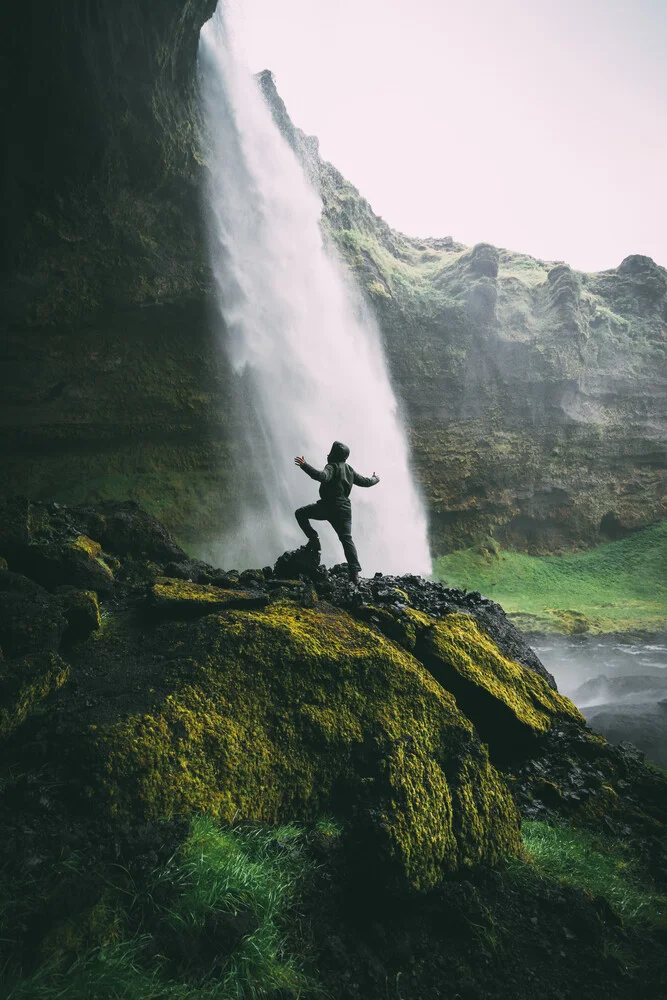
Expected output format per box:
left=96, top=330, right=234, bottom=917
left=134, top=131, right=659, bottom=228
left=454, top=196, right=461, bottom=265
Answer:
left=197, top=8, right=431, bottom=575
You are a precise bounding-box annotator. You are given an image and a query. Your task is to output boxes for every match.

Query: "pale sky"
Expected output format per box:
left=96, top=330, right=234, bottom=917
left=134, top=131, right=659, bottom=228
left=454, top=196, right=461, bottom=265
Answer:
left=225, top=0, right=666, bottom=273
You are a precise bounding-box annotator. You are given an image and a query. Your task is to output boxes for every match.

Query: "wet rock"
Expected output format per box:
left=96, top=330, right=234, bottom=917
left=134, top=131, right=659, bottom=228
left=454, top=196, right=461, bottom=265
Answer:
left=163, top=558, right=220, bottom=584
left=411, top=611, right=582, bottom=757
left=70, top=602, right=520, bottom=892
left=584, top=701, right=667, bottom=769
left=315, top=567, right=555, bottom=688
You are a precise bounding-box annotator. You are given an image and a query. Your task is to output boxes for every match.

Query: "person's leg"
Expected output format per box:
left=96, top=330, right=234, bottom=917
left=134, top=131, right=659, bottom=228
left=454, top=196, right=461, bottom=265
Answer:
left=330, top=511, right=361, bottom=577
left=295, top=502, right=329, bottom=547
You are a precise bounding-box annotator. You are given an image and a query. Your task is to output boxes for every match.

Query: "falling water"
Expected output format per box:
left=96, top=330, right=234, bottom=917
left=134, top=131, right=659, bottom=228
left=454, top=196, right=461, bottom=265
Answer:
left=197, top=8, right=430, bottom=575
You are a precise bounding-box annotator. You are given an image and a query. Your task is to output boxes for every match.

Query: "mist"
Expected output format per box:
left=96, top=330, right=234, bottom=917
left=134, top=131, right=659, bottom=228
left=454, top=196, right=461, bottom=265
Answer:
left=535, top=635, right=667, bottom=767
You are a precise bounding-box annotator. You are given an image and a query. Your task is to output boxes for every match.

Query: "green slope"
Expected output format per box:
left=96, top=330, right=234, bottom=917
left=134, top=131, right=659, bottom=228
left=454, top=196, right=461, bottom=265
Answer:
left=433, top=521, right=667, bottom=634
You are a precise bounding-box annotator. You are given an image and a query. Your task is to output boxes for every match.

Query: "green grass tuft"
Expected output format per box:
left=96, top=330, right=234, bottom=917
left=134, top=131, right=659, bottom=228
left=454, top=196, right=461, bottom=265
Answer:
left=507, top=821, right=666, bottom=923
left=2, top=818, right=317, bottom=1000
left=433, top=522, right=667, bottom=633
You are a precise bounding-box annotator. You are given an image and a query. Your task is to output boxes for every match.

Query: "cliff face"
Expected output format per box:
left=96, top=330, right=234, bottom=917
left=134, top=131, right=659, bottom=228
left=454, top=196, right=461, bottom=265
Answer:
left=1, top=13, right=665, bottom=555
left=258, top=73, right=666, bottom=554
left=1, top=0, right=215, bottom=325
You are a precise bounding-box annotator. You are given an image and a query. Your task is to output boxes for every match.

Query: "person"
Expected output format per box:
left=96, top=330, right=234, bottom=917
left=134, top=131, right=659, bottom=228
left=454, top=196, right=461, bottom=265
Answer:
left=294, top=440, right=379, bottom=585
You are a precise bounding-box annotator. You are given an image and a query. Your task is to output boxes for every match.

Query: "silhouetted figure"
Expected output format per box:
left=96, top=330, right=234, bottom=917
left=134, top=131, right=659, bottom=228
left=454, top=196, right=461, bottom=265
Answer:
left=294, top=441, right=380, bottom=584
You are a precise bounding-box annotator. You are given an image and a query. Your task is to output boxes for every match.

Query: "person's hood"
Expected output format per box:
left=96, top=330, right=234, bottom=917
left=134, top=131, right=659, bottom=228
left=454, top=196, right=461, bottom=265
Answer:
left=327, top=440, right=350, bottom=463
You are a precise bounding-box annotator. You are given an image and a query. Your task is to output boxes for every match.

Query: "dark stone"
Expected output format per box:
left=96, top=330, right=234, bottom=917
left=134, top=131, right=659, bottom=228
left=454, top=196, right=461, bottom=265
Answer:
left=315, top=567, right=555, bottom=688
left=11, top=538, right=115, bottom=595
left=273, top=544, right=328, bottom=584
left=76, top=501, right=187, bottom=564
left=0, top=571, right=67, bottom=657
left=56, top=587, right=101, bottom=642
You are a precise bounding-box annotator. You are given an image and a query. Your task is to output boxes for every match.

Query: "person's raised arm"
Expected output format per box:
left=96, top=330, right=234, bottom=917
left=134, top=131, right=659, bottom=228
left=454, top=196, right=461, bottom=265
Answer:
left=294, top=456, right=334, bottom=482
left=352, top=469, right=380, bottom=487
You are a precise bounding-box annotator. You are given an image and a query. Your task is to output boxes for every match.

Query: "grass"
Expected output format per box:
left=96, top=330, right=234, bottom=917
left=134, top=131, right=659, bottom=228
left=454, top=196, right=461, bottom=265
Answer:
left=432, top=521, right=667, bottom=634
left=1, top=817, right=317, bottom=1000
left=507, top=820, right=666, bottom=924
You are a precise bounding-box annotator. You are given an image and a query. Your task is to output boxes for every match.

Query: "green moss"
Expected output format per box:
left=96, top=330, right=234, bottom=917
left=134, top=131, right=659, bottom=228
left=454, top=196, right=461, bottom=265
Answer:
left=71, top=535, right=102, bottom=559
left=150, top=578, right=268, bottom=618
left=412, top=611, right=583, bottom=749
left=85, top=602, right=519, bottom=891
left=433, top=522, right=667, bottom=634
left=0, top=652, right=70, bottom=740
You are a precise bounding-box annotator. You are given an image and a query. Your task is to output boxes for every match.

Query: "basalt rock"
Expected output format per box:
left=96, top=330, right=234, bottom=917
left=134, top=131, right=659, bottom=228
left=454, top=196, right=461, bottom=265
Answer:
left=273, top=543, right=329, bottom=584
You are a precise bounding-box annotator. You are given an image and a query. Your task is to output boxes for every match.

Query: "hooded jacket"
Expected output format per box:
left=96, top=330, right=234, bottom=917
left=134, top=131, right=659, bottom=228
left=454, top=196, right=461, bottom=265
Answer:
left=300, top=441, right=379, bottom=507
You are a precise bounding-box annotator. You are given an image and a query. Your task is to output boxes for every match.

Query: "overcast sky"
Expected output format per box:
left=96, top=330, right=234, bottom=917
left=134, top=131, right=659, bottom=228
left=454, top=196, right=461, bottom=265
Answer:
left=225, top=0, right=666, bottom=272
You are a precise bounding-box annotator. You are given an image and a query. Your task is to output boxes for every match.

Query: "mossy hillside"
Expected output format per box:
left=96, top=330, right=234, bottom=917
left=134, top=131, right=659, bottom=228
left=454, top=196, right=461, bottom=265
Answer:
left=433, top=521, right=667, bottom=634
left=78, top=600, right=520, bottom=891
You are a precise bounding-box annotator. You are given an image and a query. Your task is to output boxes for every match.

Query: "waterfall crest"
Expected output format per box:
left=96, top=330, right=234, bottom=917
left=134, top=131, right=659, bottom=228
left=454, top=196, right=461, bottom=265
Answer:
left=197, top=8, right=430, bottom=575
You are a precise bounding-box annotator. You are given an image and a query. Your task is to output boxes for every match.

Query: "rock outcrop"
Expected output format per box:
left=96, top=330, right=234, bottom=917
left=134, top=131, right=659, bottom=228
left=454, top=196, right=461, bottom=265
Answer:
left=1, top=499, right=663, bottom=888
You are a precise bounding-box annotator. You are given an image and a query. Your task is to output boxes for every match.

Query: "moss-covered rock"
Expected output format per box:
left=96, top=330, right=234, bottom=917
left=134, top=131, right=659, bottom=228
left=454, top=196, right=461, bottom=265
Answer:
left=410, top=611, right=583, bottom=756
left=0, top=651, right=69, bottom=741
left=13, top=535, right=114, bottom=594
left=53, top=601, right=520, bottom=891
left=149, top=577, right=269, bottom=618
left=78, top=501, right=189, bottom=563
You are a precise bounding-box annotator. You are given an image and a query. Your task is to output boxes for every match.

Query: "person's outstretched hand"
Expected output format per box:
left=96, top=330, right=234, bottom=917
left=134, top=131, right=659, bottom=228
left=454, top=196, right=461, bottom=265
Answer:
left=295, top=455, right=306, bottom=467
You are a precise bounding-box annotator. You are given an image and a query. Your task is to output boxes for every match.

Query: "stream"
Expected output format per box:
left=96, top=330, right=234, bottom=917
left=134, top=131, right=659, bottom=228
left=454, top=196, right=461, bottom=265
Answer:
left=534, top=634, right=667, bottom=767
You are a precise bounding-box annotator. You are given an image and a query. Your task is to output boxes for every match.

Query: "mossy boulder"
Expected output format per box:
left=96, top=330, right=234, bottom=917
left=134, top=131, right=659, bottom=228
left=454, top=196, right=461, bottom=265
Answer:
left=52, top=600, right=519, bottom=892
left=0, top=652, right=69, bottom=741
left=411, top=611, right=584, bottom=756
left=12, top=535, right=114, bottom=595
left=78, top=501, right=188, bottom=564
left=56, top=587, right=101, bottom=641
left=149, top=578, right=269, bottom=619
left=0, top=571, right=68, bottom=656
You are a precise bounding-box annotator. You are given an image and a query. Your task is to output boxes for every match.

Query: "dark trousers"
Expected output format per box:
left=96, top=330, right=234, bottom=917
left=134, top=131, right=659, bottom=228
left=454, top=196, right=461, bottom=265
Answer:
left=295, top=501, right=361, bottom=573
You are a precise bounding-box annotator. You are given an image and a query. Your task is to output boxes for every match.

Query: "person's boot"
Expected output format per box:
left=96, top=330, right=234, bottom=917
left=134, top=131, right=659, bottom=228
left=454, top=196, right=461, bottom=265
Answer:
left=349, top=570, right=360, bottom=585
left=306, top=536, right=321, bottom=552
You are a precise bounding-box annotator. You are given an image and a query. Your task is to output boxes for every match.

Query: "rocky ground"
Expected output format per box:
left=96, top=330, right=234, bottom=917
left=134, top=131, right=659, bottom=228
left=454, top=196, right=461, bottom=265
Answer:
left=1, top=497, right=666, bottom=998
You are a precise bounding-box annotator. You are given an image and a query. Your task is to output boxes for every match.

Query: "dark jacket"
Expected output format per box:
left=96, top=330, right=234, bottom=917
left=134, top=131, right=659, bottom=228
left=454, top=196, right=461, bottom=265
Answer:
left=301, top=441, right=379, bottom=507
